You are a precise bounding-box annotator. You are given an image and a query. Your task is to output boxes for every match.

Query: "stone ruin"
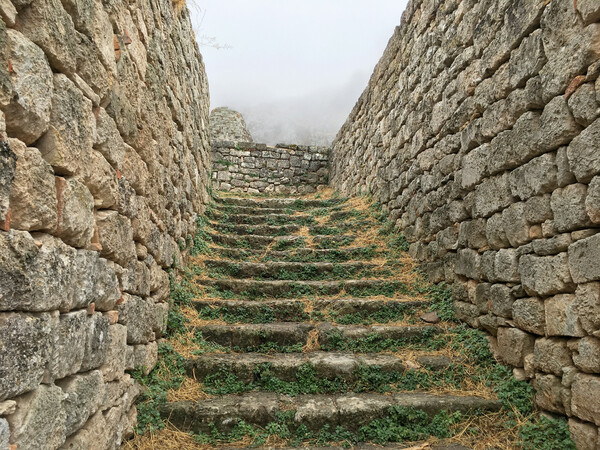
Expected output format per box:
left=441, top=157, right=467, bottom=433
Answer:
left=209, top=107, right=254, bottom=143
left=0, top=0, right=599, bottom=448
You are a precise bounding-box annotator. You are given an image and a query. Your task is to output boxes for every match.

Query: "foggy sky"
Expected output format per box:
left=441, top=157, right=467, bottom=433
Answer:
left=189, top=1, right=408, bottom=145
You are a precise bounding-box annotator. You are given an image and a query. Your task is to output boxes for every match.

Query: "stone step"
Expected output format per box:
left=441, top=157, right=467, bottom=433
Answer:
left=211, top=222, right=364, bottom=237
left=203, top=259, right=380, bottom=279
left=185, top=351, right=452, bottom=381
left=211, top=246, right=379, bottom=262
left=209, top=212, right=315, bottom=225
left=192, top=298, right=429, bottom=322
left=197, top=278, right=406, bottom=298
left=225, top=445, right=469, bottom=450
left=160, top=392, right=501, bottom=434
left=209, top=233, right=355, bottom=249
left=215, top=197, right=344, bottom=209
left=210, top=222, right=301, bottom=236
left=213, top=206, right=297, bottom=215
left=195, top=322, right=441, bottom=349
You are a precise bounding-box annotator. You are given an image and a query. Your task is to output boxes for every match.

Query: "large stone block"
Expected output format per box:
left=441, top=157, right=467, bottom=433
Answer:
left=556, top=146, right=577, bottom=187
left=95, top=210, right=136, bottom=267
left=8, top=138, right=57, bottom=232
left=513, top=297, right=545, bottom=335
left=586, top=176, right=600, bottom=224
left=0, top=312, right=52, bottom=400
left=567, top=117, right=600, bottom=183
left=3, top=29, right=53, bottom=144
left=473, top=173, right=513, bottom=218
left=502, top=203, right=530, bottom=247
left=533, top=373, right=568, bottom=414
left=37, top=74, right=94, bottom=176
left=489, top=283, right=514, bottom=319
left=532, top=233, right=572, bottom=256
left=568, top=83, right=600, bottom=127
left=540, top=18, right=600, bottom=101
left=56, top=370, right=104, bottom=438
left=117, top=177, right=138, bottom=219
left=79, top=149, right=119, bottom=209
left=18, top=0, right=77, bottom=73
left=122, top=144, right=149, bottom=196
left=486, top=213, right=510, bottom=250
left=545, top=294, right=585, bottom=337
left=551, top=184, right=592, bottom=232
left=497, top=327, right=534, bottom=367
left=575, top=282, right=600, bottom=334
left=55, top=177, right=95, bottom=248
left=152, top=302, right=169, bottom=338
left=94, top=107, right=125, bottom=170
left=100, top=323, right=127, bottom=382
left=572, top=373, right=600, bottom=425
left=120, top=259, right=150, bottom=297
left=488, top=112, right=541, bottom=174
left=7, top=384, right=67, bottom=449
left=117, top=294, right=154, bottom=345
left=519, top=253, right=573, bottom=296
left=461, top=144, right=489, bottom=189
left=0, top=231, right=119, bottom=312
left=127, top=341, right=158, bottom=375
left=568, top=233, right=600, bottom=283
left=44, top=310, right=110, bottom=382
left=455, top=248, right=481, bottom=280
left=534, top=337, right=572, bottom=376
left=458, top=219, right=488, bottom=250
left=568, top=418, right=598, bottom=450
left=573, top=337, right=600, bottom=373
left=537, top=96, right=582, bottom=151
left=81, top=312, right=111, bottom=372
left=524, top=194, right=553, bottom=224
left=509, top=152, right=557, bottom=201
left=45, top=310, right=89, bottom=381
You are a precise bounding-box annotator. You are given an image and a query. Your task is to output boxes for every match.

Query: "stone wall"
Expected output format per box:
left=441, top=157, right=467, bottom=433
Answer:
left=210, top=107, right=254, bottom=143
left=330, top=0, right=600, bottom=445
left=212, top=142, right=329, bottom=195
left=0, top=0, right=211, bottom=446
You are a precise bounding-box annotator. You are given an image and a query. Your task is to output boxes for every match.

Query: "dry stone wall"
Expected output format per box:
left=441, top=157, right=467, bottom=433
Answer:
left=212, top=142, right=329, bottom=195
left=0, top=0, right=210, bottom=447
left=331, top=0, right=600, bottom=445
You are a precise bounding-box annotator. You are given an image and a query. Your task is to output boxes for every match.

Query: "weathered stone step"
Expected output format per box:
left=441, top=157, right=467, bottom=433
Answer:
left=160, top=392, right=501, bottom=433
left=209, top=212, right=315, bottom=225
left=197, top=278, right=406, bottom=298
left=209, top=233, right=355, bottom=249
left=213, top=206, right=296, bottom=215
left=196, top=322, right=441, bottom=349
left=223, top=443, right=470, bottom=450
left=185, top=352, right=452, bottom=381
left=210, top=222, right=301, bottom=236
left=211, top=222, right=364, bottom=236
left=192, top=298, right=428, bottom=322
left=203, top=259, right=380, bottom=279
left=215, top=197, right=343, bottom=209
left=211, top=246, right=378, bottom=262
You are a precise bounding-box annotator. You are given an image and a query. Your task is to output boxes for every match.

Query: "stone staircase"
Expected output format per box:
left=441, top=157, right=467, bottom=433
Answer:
left=143, top=192, right=509, bottom=448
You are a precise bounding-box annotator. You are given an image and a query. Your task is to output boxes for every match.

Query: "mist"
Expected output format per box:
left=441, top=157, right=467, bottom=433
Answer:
left=189, top=0, right=408, bottom=145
